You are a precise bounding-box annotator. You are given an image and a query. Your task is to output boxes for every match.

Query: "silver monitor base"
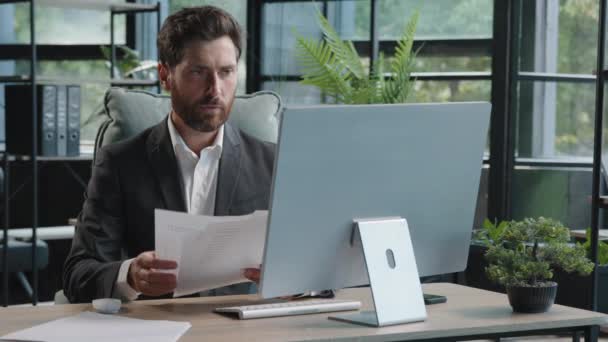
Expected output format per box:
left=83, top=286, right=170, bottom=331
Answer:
left=330, top=217, right=427, bottom=327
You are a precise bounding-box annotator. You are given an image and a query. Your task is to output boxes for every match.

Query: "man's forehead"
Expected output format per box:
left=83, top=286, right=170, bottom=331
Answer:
left=183, top=37, right=238, bottom=53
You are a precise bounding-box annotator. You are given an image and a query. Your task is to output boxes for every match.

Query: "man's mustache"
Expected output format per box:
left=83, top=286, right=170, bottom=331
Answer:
left=198, top=96, right=223, bottom=106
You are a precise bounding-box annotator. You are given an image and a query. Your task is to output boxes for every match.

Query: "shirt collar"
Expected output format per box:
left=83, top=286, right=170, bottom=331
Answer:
left=167, top=114, right=224, bottom=158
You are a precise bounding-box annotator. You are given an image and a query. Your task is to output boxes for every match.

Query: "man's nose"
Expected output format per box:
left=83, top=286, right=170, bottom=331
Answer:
left=205, top=73, right=221, bottom=97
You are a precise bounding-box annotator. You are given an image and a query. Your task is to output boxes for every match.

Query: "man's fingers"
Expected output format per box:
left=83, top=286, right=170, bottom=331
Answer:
left=243, top=268, right=261, bottom=282
left=138, top=253, right=177, bottom=270
left=137, top=270, right=177, bottom=297
left=138, top=269, right=176, bottom=285
left=137, top=268, right=150, bottom=282
left=147, top=271, right=177, bottom=286
left=137, top=280, right=176, bottom=297
left=150, top=259, right=178, bottom=270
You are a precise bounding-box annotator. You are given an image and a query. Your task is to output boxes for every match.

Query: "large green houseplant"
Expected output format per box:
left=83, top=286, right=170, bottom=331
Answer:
left=293, top=10, right=419, bottom=104
left=484, top=217, right=594, bottom=313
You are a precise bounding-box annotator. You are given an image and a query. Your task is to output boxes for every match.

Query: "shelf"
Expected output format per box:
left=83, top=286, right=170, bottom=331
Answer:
left=0, top=154, right=93, bottom=162
left=0, top=75, right=31, bottom=83
left=0, top=75, right=158, bottom=86
left=1, top=225, right=75, bottom=241
left=111, top=79, right=159, bottom=87
left=599, top=196, right=608, bottom=209
left=0, top=0, right=158, bottom=13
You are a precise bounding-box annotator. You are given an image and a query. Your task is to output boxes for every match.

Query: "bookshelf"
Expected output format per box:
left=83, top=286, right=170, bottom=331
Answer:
left=0, top=0, right=161, bottom=306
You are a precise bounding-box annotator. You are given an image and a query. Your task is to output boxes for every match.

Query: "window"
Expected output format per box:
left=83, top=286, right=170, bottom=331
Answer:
left=6, top=2, right=126, bottom=45
left=509, top=0, right=599, bottom=228
left=514, top=0, right=598, bottom=160
left=255, top=0, right=494, bottom=105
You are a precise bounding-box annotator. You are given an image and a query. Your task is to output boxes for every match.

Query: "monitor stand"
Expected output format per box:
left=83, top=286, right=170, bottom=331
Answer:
left=329, top=217, right=427, bottom=327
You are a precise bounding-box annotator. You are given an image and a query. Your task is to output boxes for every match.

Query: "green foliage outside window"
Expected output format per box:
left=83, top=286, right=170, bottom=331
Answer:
left=294, top=10, right=419, bottom=104
left=580, top=228, right=608, bottom=265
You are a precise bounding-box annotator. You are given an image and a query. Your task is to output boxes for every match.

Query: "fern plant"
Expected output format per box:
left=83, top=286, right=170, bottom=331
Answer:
left=294, top=10, right=419, bottom=104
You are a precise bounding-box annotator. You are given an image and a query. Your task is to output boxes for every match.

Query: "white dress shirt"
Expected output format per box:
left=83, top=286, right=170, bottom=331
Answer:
left=114, top=115, right=224, bottom=300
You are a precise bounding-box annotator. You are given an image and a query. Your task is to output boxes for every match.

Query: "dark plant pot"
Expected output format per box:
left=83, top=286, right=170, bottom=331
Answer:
left=507, top=282, right=558, bottom=313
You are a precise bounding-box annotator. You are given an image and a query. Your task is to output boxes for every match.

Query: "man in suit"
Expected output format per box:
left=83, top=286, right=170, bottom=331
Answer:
left=63, top=6, right=273, bottom=303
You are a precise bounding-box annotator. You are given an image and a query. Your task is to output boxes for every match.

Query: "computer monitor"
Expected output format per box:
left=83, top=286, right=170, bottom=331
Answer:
left=259, top=102, right=491, bottom=300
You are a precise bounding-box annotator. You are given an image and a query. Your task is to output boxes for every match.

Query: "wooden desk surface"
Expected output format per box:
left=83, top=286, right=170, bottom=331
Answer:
left=1, top=283, right=607, bottom=341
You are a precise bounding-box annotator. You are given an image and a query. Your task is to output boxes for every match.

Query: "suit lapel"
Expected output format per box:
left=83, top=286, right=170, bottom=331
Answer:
left=215, top=123, right=242, bottom=215
left=146, top=118, right=187, bottom=212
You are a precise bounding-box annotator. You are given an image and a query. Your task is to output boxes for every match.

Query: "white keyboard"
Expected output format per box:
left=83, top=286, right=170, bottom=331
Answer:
left=214, top=299, right=361, bottom=320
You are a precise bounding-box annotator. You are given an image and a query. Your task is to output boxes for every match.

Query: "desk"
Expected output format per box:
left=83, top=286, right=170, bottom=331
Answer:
left=2, top=226, right=75, bottom=241
left=1, top=283, right=606, bottom=341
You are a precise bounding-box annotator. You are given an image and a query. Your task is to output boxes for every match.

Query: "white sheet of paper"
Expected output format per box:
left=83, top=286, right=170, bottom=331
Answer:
left=155, top=209, right=268, bottom=297
left=1, top=311, right=191, bottom=342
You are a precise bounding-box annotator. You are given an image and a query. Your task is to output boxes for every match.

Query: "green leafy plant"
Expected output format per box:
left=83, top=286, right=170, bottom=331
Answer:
left=485, top=217, right=594, bottom=287
left=580, top=228, right=608, bottom=265
left=293, top=10, right=419, bottom=104
left=473, top=218, right=508, bottom=246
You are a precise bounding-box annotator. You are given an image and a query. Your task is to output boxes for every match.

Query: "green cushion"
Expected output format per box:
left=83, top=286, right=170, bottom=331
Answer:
left=94, top=88, right=281, bottom=158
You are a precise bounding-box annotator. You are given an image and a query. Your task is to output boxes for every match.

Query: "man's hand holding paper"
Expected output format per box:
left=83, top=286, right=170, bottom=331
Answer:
left=155, top=209, right=268, bottom=297
left=128, top=251, right=178, bottom=297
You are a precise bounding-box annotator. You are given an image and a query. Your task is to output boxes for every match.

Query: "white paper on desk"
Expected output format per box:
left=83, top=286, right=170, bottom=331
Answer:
left=155, top=209, right=268, bottom=297
left=1, top=311, right=191, bottom=342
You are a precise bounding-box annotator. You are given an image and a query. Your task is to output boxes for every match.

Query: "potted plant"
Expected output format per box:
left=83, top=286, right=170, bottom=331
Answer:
left=484, top=217, right=594, bottom=313
left=293, top=10, right=419, bottom=104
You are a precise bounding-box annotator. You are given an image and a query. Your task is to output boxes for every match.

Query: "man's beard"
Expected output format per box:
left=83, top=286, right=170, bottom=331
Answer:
left=171, top=87, right=233, bottom=133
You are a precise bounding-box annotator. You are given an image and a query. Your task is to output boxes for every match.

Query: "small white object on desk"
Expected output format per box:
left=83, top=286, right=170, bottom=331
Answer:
left=92, top=298, right=121, bottom=314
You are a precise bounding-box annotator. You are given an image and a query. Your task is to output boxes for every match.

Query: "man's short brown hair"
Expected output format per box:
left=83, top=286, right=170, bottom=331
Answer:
left=157, top=6, right=242, bottom=67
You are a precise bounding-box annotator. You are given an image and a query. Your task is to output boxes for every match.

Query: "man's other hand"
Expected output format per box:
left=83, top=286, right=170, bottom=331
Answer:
left=242, top=267, right=261, bottom=284
left=128, top=251, right=178, bottom=297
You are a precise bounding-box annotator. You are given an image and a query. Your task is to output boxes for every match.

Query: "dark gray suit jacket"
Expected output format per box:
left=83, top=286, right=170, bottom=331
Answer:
left=63, top=119, right=275, bottom=303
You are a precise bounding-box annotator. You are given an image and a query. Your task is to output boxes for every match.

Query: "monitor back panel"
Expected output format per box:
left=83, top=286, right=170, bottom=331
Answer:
left=260, top=102, right=491, bottom=298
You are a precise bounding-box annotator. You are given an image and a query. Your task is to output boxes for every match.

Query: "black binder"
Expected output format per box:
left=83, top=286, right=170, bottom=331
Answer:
left=56, top=85, right=68, bottom=156
left=5, top=84, right=59, bottom=156
left=66, top=86, right=81, bottom=156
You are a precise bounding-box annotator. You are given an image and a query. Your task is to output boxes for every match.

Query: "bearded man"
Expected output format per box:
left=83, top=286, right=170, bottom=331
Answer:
left=63, top=6, right=273, bottom=303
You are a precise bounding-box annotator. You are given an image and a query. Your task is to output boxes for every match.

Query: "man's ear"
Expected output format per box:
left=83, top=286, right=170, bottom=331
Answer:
left=158, top=62, right=172, bottom=91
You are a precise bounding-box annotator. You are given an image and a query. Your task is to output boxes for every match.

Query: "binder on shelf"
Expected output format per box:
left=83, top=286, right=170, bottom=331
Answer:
left=56, top=86, right=68, bottom=156
left=66, top=86, right=81, bottom=156
left=5, top=84, right=62, bottom=157
left=41, top=85, right=58, bottom=156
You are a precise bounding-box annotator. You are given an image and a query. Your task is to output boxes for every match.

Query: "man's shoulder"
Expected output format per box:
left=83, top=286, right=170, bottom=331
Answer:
left=230, top=124, right=275, bottom=154
left=95, top=122, right=162, bottom=165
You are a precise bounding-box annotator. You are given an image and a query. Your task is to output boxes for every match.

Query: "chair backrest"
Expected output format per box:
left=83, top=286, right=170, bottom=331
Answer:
left=93, top=88, right=282, bottom=160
